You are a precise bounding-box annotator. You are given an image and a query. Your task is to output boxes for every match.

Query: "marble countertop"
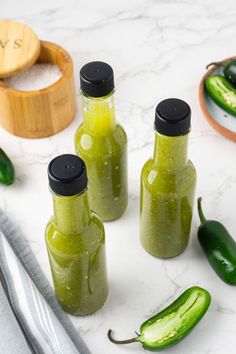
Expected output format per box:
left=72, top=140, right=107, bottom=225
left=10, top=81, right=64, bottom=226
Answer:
left=1, top=0, right=236, bottom=353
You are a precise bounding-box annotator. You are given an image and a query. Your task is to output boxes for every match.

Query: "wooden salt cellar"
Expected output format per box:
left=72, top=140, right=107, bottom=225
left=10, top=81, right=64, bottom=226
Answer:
left=0, top=20, right=76, bottom=138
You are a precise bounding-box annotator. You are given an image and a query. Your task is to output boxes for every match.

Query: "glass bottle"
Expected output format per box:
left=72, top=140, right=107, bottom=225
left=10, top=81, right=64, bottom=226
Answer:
left=45, top=154, right=108, bottom=315
left=140, top=98, right=197, bottom=258
left=75, top=61, right=128, bottom=222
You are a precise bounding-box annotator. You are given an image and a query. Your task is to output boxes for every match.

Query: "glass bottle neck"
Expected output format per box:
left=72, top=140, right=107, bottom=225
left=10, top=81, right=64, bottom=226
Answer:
left=153, top=131, right=189, bottom=172
left=52, top=189, right=91, bottom=234
left=82, top=92, right=116, bottom=134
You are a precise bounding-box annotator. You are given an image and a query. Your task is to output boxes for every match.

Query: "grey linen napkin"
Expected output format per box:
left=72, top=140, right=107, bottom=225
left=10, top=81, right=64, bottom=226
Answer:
left=0, top=281, right=32, bottom=354
left=0, top=208, right=92, bottom=354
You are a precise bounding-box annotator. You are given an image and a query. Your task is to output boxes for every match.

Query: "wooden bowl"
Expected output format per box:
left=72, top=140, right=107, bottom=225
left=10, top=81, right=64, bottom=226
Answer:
left=199, top=56, right=236, bottom=141
left=0, top=41, right=77, bottom=138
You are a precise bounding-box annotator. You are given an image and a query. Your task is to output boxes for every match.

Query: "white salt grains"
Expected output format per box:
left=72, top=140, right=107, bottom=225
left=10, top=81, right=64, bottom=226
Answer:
left=4, top=64, right=62, bottom=91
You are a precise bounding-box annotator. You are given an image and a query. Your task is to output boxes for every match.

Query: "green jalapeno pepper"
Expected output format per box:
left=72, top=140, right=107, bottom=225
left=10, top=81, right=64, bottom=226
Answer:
left=205, top=74, right=236, bottom=116
left=108, top=286, right=211, bottom=351
left=0, top=148, right=15, bottom=185
left=198, top=197, right=236, bottom=285
left=206, top=59, right=236, bottom=86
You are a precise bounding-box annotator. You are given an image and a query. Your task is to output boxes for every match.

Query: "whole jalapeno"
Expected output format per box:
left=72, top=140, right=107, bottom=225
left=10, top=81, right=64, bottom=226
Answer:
left=0, top=148, right=15, bottom=185
left=198, top=197, right=236, bottom=285
left=207, top=59, right=236, bottom=86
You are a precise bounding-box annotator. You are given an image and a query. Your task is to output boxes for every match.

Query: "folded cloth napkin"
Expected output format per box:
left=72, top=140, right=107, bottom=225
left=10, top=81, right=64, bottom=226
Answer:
left=0, top=281, right=32, bottom=354
left=0, top=208, right=92, bottom=354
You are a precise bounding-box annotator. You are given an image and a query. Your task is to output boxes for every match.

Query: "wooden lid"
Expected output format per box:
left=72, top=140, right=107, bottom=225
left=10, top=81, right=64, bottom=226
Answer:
left=0, top=19, right=40, bottom=78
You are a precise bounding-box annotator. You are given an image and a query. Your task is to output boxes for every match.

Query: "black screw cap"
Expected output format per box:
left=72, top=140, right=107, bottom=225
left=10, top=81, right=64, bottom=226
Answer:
left=48, top=154, right=87, bottom=196
left=80, top=61, right=114, bottom=97
left=155, top=98, right=191, bottom=136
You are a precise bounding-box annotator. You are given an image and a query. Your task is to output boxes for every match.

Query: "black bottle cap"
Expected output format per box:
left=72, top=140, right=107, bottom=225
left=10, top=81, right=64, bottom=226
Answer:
left=48, top=154, right=87, bottom=196
left=155, top=98, right=191, bottom=136
left=80, top=61, right=114, bottom=97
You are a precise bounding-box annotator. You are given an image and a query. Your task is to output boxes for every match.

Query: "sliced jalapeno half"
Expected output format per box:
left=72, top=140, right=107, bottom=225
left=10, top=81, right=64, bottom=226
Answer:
left=205, top=74, right=236, bottom=116
left=108, top=286, right=211, bottom=351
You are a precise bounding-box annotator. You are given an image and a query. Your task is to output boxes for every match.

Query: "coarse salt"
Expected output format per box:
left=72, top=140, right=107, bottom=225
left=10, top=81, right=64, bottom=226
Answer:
left=4, top=64, right=62, bottom=91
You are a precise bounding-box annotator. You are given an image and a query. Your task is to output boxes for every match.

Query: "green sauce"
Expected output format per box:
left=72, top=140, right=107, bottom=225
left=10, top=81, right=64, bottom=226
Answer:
left=140, top=99, right=197, bottom=258
left=75, top=93, right=128, bottom=221
left=45, top=155, right=108, bottom=315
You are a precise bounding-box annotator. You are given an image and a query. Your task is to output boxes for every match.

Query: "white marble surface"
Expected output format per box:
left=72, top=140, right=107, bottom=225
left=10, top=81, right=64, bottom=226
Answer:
left=1, top=0, right=236, bottom=353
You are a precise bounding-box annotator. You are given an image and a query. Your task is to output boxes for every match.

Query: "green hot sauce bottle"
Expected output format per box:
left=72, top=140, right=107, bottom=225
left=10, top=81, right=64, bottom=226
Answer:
left=45, top=154, right=108, bottom=315
left=75, top=61, right=128, bottom=222
left=140, top=99, right=197, bottom=258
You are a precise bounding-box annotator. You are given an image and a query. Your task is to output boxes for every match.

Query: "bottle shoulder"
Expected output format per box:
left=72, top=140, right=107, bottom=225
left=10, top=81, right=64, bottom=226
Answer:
left=141, top=158, right=196, bottom=193
left=45, top=214, right=105, bottom=255
left=76, top=121, right=126, bottom=138
left=142, top=158, right=196, bottom=174
left=75, top=123, right=127, bottom=156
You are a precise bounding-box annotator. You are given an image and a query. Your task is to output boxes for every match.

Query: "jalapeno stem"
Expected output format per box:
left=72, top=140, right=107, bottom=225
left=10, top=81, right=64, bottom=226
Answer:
left=198, top=197, right=207, bottom=224
left=107, top=329, right=138, bottom=344
left=206, top=61, right=226, bottom=70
